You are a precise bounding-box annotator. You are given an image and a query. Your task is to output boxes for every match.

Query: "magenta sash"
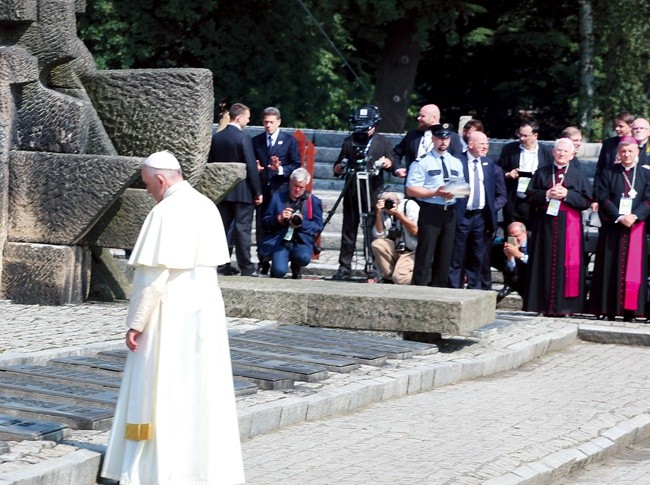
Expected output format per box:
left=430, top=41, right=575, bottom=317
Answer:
left=563, top=208, right=582, bottom=298
left=624, top=221, right=645, bottom=310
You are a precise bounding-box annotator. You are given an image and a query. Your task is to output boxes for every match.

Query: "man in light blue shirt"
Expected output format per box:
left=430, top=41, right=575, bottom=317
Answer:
left=406, top=124, right=464, bottom=286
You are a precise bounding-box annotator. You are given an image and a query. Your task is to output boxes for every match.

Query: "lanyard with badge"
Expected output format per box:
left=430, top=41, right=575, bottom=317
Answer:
left=516, top=151, right=537, bottom=197
left=546, top=165, right=569, bottom=216
left=619, top=166, right=637, bottom=215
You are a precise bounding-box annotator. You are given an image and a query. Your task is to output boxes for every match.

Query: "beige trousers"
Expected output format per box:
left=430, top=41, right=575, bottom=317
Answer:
left=371, top=238, right=415, bottom=285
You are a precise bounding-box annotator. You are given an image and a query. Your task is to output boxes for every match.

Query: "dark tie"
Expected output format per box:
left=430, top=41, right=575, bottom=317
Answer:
left=267, top=135, right=273, bottom=149
left=441, top=156, right=449, bottom=180
left=472, top=159, right=481, bottom=209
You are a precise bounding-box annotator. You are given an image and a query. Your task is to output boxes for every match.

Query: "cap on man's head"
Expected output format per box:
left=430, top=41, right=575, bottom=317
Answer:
left=142, top=151, right=181, bottom=170
left=430, top=123, right=453, bottom=139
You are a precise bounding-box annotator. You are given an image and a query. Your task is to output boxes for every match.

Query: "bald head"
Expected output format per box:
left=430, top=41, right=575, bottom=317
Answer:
left=417, top=104, right=440, bottom=130
left=467, top=131, right=489, bottom=158
left=633, top=118, right=650, bottom=145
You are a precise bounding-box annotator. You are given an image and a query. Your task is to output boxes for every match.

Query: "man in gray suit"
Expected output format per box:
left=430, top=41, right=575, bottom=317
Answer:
left=208, top=103, right=263, bottom=276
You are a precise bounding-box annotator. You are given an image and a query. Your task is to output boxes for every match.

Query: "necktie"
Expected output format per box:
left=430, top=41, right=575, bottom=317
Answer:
left=471, top=159, right=481, bottom=209
left=441, top=156, right=449, bottom=180
left=267, top=135, right=273, bottom=149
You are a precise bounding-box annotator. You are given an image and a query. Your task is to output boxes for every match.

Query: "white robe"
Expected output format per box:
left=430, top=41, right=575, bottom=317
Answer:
left=101, top=181, right=245, bottom=485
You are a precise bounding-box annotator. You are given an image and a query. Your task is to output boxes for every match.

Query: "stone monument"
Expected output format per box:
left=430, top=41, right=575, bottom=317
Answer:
left=0, top=0, right=244, bottom=304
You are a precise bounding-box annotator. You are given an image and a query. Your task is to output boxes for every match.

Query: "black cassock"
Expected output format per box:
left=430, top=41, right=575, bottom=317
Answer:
left=588, top=164, right=650, bottom=318
left=524, top=163, right=592, bottom=316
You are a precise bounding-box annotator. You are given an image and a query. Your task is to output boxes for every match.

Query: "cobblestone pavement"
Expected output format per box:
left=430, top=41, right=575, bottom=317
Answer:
left=240, top=341, right=650, bottom=484
left=557, top=438, right=650, bottom=484
left=0, top=300, right=649, bottom=483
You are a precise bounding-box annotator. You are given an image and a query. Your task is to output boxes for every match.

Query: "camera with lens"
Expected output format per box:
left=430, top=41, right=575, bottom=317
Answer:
left=285, top=195, right=306, bottom=228
left=384, top=198, right=396, bottom=211
left=395, top=239, right=408, bottom=253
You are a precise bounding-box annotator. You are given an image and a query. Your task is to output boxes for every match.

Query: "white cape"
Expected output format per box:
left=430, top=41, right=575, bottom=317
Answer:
left=101, top=182, right=244, bottom=484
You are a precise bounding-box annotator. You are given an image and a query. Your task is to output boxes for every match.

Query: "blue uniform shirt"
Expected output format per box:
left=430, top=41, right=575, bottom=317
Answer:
left=406, top=150, right=463, bottom=205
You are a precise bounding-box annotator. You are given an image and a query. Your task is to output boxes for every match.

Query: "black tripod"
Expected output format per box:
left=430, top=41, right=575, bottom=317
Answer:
left=322, top=166, right=379, bottom=280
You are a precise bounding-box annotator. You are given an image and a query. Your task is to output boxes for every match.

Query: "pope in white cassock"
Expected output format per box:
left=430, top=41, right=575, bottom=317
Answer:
left=101, top=151, right=245, bottom=484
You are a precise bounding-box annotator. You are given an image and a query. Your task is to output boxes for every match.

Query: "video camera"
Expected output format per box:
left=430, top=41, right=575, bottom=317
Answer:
left=340, top=105, right=383, bottom=174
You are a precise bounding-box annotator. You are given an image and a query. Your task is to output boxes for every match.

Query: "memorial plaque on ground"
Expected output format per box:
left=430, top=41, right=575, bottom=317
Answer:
left=0, top=364, right=122, bottom=388
left=232, top=330, right=389, bottom=366
left=281, top=325, right=439, bottom=356
left=48, top=356, right=125, bottom=374
left=229, top=339, right=359, bottom=373
left=230, top=351, right=329, bottom=382
left=0, top=396, right=113, bottom=430
left=0, top=414, right=68, bottom=441
left=0, top=374, right=118, bottom=407
left=231, top=366, right=294, bottom=391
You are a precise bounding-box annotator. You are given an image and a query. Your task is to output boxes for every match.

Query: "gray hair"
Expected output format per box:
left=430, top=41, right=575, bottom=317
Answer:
left=263, top=106, right=281, bottom=119
left=378, top=191, right=404, bottom=202
left=554, top=137, right=574, bottom=150
left=290, top=167, right=310, bottom=184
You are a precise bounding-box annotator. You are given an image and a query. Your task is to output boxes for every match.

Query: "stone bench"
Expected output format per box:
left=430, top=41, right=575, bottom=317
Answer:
left=220, top=277, right=495, bottom=336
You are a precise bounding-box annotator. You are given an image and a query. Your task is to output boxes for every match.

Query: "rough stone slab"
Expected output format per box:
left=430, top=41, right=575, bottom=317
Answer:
left=0, top=364, right=121, bottom=388
left=195, top=161, right=246, bottom=205
left=221, top=278, right=495, bottom=336
left=83, top=68, right=214, bottom=185
left=578, top=323, right=650, bottom=346
left=231, top=366, right=294, bottom=391
left=0, top=448, right=101, bottom=485
left=2, top=243, right=90, bottom=305
left=8, top=151, right=141, bottom=245
left=0, top=414, right=68, bottom=441
left=82, top=188, right=154, bottom=249
left=231, top=350, right=329, bottom=382
left=0, top=0, right=37, bottom=21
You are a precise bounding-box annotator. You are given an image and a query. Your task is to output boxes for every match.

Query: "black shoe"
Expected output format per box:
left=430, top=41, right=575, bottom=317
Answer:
left=291, top=263, right=302, bottom=280
left=259, top=260, right=271, bottom=275
left=218, top=264, right=240, bottom=276
left=496, top=286, right=512, bottom=302
left=331, top=269, right=351, bottom=281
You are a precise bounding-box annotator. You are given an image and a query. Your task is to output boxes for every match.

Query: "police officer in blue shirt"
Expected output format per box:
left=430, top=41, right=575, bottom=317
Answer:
left=406, top=124, right=465, bottom=286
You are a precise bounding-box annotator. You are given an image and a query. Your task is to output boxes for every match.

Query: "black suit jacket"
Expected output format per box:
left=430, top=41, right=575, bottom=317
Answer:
left=252, top=130, right=301, bottom=196
left=455, top=154, right=507, bottom=233
left=208, top=124, right=262, bottom=203
left=497, top=141, right=554, bottom=224
left=334, top=132, right=395, bottom=199
left=393, top=129, right=463, bottom=176
left=596, top=136, right=621, bottom=175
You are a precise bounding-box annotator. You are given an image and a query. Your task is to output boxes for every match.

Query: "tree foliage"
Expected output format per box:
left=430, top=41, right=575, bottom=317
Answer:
left=77, top=0, right=650, bottom=138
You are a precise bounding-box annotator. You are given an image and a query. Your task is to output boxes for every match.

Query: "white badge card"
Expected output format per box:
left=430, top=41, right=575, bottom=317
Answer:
left=546, top=198, right=561, bottom=216
left=516, top=177, right=531, bottom=196
left=619, top=197, right=633, bottom=215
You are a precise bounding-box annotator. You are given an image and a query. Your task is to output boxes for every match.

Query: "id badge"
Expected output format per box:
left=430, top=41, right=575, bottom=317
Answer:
left=619, top=197, right=633, bottom=215
left=516, top=177, right=531, bottom=198
left=546, top=198, right=561, bottom=216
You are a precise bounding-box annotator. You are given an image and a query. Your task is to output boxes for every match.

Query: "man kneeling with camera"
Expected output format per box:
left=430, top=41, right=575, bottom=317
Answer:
left=259, top=168, right=323, bottom=279
left=371, top=191, right=420, bottom=284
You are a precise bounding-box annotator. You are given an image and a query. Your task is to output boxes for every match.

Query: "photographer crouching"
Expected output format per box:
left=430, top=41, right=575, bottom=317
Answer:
left=371, top=191, right=420, bottom=284
left=259, top=168, right=323, bottom=279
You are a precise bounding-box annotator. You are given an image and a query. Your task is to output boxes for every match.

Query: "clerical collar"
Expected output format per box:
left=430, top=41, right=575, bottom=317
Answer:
left=553, top=163, right=568, bottom=170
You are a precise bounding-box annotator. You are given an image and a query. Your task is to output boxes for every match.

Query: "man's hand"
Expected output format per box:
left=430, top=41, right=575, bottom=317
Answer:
left=126, top=329, right=142, bottom=352
left=546, top=183, right=568, bottom=200
left=619, top=213, right=638, bottom=228
left=281, top=207, right=294, bottom=222
left=268, top=156, right=281, bottom=172
left=503, top=242, right=523, bottom=260
left=254, top=194, right=263, bottom=206
left=591, top=202, right=599, bottom=212
left=334, top=164, right=344, bottom=176
left=394, top=168, right=407, bottom=178
left=379, top=156, right=392, bottom=170
left=437, top=187, right=454, bottom=199
left=256, top=160, right=264, bottom=172
left=506, top=168, right=519, bottom=179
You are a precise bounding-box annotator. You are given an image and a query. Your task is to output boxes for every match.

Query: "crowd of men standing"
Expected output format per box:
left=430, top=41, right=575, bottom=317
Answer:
left=207, top=102, right=650, bottom=322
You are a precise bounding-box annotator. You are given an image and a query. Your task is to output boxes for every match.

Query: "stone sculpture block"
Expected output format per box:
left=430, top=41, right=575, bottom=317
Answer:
left=2, top=242, right=90, bottom=305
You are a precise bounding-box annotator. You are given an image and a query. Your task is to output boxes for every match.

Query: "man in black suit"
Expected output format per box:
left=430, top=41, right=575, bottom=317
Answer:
left=449, top=131, right=506, bottom=289
left=497, top=120, right=553, bottom=227
left=252, top=106, right=301, bottom=274
left=207, top=103, right=263, bottom=276
left=393, top=104, right=462, bottom=179
left=596, top=110, right=634, bottom=175
left=331, top=105, right=394, bottom=281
